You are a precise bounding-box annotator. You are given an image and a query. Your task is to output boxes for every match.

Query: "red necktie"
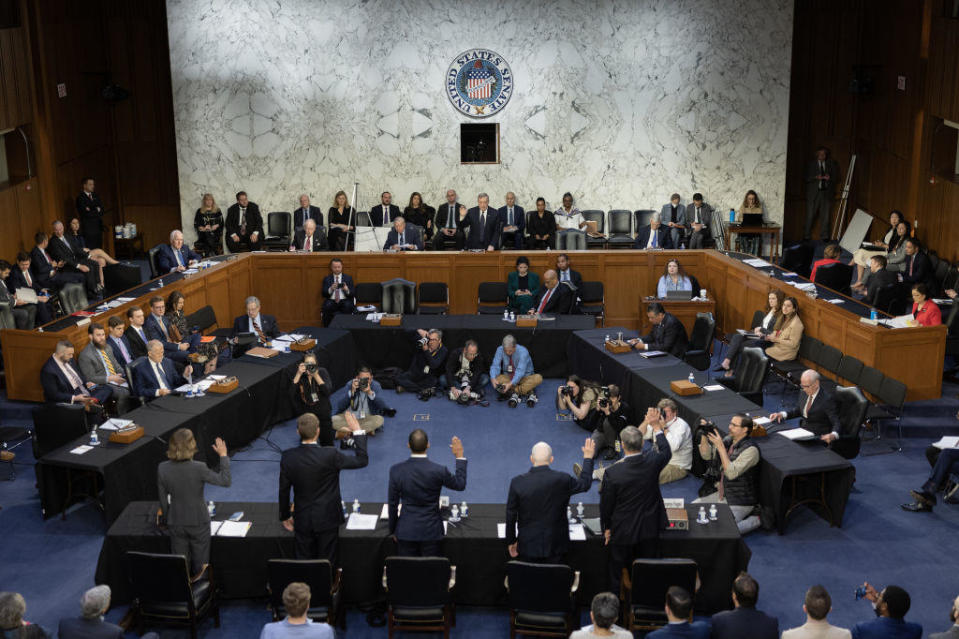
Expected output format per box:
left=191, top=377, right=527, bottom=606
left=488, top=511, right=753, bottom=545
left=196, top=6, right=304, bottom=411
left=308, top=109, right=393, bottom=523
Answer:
left=804, top=394, right=813, bottom=417
left=909, top=257, right=914, bottom=277
left=537, top=288, right=552, bottom=313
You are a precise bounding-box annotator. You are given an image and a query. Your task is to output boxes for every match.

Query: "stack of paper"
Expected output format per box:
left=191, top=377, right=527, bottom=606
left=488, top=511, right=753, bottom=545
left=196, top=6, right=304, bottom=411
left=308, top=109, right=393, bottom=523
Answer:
left=778, top=427, right=816, bottom=441
left=880, top=315, right=915, bottom=329
left=345, top=513, right=378, bottom=530
left=100, top=418, right=134, bottom=431
left=702, top=384, right=725, bottom=392
left=70, top=445, right=93, bottom=455
left=568, top=524, right=586, bottom=541
left=932, top=436, right=959, bottom=450
left=366, top=313, right=385, bottom=322
left=496, top=523, right=519, bottom=539
left=743, top=258, right=772, bottom=268
left=216, top=521, right=252, bottom=537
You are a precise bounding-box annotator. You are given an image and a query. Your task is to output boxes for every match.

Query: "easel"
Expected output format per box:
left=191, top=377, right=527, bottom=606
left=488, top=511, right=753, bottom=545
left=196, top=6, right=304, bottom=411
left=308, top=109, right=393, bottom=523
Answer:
left=831, top=154, right=857, bottom=240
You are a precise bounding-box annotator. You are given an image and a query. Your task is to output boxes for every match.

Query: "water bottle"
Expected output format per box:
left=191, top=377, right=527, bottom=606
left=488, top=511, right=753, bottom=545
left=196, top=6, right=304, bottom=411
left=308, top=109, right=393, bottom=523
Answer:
left=604, top=334, right=610, bottom=342
left=509, top=311, right=515, bottom=322
left=158, top=277, right=164, bottom=288
left=567, top=506, right=575, bottom=523
left=697, top=506, right=708, bottom=524
left=207, top=501, right=216, bottom=517
left=88, top=426, right=99, bottom=447
left=870, top=308, right=878, bottom=320
left=449, top=504, right=460, bottom=522
left=688, top=371, right=696, bottom=386
left=352, top=498, right=360, bottom=514
left=503, top=309, right=509, bottom=320
left=729, top=209, right=736, bottom=223
left=460, top=501, right=468, bottom=518
left=708, top=504, right=718, bottom=521
left=576, top=502, right=585, bottom=519
left=341, top=500, right=347, bottom=518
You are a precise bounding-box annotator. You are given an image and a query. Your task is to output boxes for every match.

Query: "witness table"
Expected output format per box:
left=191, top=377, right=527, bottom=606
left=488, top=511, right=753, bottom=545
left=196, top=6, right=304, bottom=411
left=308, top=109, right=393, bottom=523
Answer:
left=96, top=501, right=749, bottom=614
left=330, top=314, right=595, bottom=378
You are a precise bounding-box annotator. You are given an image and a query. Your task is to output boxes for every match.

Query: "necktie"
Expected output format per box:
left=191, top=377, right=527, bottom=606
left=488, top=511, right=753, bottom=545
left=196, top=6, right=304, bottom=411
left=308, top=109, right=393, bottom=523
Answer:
left=695, top=208, right=701, bottom=224
left=651, top=231, right=657, bottom=248
left=156, top=316, right=170, bottom=340
left=24, top=269, right=32, bottom=287
left=399, top=232, right=405, bottom=246
left=481, top=210, right=486, bottom=229
left=137, top=327, right=146, bottom=344
left=383, top=205, right=389, bottom=224
left=537, top=288, right=552, bottom=313
left=304, top=208, right=310, bottom=221
left=804, top=394, right=813, bottom=418
left=909, top=256, right=914, bottom=277
left=670, top=206, right=676, bottom=223
left=253, top=318, right=267, bottom=343
left=819, top=162, right=826, bottom=190
left=334, top=276, right=341, bottom=301
left=114, top=338, right=131, bottom=363
left=175, top=248, right=184, bottom=267
left=154, top=362, right=169, bottom=390
left=64, top=361, right=87, bottom=394
left=240, top=207, right=247, bottom=234
left=100, top=349, right=117, bottom=375
left=508, top=208, right=513, bottom=226
left=448, top=205, right=455, bottom=228
left=305, top=235, right=312, bottom=252
left=42, top=250, right=52, bottom=265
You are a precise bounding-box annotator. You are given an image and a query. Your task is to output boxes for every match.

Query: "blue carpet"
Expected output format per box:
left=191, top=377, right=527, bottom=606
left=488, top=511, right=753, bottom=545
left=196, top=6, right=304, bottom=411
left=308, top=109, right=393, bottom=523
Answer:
left=2, top=343, right=959, bottom=637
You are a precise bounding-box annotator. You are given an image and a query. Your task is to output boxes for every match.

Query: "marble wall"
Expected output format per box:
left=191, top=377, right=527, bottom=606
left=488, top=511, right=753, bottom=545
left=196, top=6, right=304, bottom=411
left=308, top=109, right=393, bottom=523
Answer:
left=166, top=0, right=793, bottom=241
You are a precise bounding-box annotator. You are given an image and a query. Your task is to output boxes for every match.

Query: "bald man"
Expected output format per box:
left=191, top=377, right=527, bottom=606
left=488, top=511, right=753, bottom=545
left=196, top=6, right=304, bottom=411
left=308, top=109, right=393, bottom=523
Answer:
left=497, top=191, right=526, bottom=249
left=770, top=369, right=841, bottom=444
left=505, top=438, right=595, bottom=563
left=530, top=270, right=572, bottom=315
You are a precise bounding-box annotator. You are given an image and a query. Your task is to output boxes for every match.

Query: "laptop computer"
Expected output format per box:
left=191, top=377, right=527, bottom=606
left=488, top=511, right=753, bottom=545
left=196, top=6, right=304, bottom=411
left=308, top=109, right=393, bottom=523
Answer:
left=741, top=212, right=764, bottom=226
left=665, top=289, right=693, bottom=301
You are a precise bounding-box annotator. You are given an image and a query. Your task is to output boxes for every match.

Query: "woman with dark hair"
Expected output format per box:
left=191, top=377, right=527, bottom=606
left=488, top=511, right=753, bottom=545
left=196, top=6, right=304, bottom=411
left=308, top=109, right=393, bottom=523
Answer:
left=764, top=297, right=804, bottom=362
left=327, top=191, right=355, bottom=251
left=164, top=290, right=204, bottom=353
left=403, top=192, right=434, bottom=240
left=910, top=283, right=941, bottom=326
left=507, top=256, right=540, bottom=314
left=716, top=289, right=785, bottom=372
left=555, top=375, right=600, bottom=432
left=527, top=197, right=556, bottom=249
left=193, top=193, right=224, bottom=256
left=554, top=192, right=586, bottom=250
left=656, top=259, right=692, bottom=298
left=157, top=429, right=231, bottom=581
left=291, top=351, right=337, bottom=445
left=883, top=220, right=912, bottom=275
left=850, top=210, right=903, bottom=289
left=67, top=217, right=119, bottom=267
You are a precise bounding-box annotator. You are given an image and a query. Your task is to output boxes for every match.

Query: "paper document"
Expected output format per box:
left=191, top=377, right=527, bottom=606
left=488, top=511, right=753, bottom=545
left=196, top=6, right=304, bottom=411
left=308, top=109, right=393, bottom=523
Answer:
left=825, top=299, right=845, bottom=305
left=880, top=315, right=915, bottom=329
left=743, top=258, right=772, bottom=268
left=174, top=379, right=215, bottom=393
left=497, top=523, right=518, bottom=539
left=366, top=313, right=385, bottom=321
left=114, top=297, right=136, bottom=302
left=207, top=374, right=226, bottom=381
left=639, top=350, right=667, bottom=358
left=100, top=418, right=134, bottom=431
left=210, top=521, right=223, bottom=536
left=933, top=298, right=954, bottom=305
left=568, top=524, right=587, bottom=541
left=70, top=445, right=93, bottom=455
left=702, top=384, right=725, bottom=392
left=345, top=513, right=379, bottom=530
left=380, top=503, right=400, bottom=519
left=932, top=436, right=959, bottom=450
left=216, top=521, right=252, bottom=537
left=778, top=427, right=816, bottom=441
left=15, top=288, right=38, bottom=303
left=356, top=305, right=376, bottom=312
left=753, top=416, right=771, bottom=426
left=736, top=329, right=761, bottom=338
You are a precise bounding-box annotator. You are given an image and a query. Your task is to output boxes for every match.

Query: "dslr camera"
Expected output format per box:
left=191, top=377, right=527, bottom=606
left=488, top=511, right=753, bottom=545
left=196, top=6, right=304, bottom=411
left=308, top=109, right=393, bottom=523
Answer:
left=495, top=382, right=507, bottom=393
left=597, top=386, right=611, bottom=408
left=559, top=385, right=573, bottom=397
left=357, top=377, right=369, bottom=390
left=305, top=362, right=318, bottom=373
left=418, top=336, right=429, bottom=347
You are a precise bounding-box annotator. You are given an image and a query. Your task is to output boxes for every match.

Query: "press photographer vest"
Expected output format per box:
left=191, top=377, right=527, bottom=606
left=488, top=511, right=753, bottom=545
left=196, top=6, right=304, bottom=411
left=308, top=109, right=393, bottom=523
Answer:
left=722, top=437, right=760, bottom=506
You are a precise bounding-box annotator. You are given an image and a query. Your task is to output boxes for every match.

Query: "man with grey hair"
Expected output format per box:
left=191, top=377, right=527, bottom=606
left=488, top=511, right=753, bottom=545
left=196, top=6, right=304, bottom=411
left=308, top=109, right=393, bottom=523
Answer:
left=395, top=328, right=449, bottom=400
left=506, top=439, right=595, bottom=563
left=383, top=216, right=423, bottom=251
left=57, top=584, right=127, bottom=639
left=571, top=591, right=632, bottom=638
left=497, top=191, right=526, bottom=249
left=49, top=219, right=101, bottom=297
left=464, top=192, right=500, bottom=251
left=490, top=334, right=543, bottom=407
left=635, top=212, right=672, bottom=249
left=600, top=415, right=672, bottom=595
left=157, top=229, right=200, bottom=273
left=290, top=218, right=327, bottom=252
left=293, top=194, right=323, bottom=231
left=232, top=295, right=278, bottom=352
left=769, top=369, right=841, bottom=444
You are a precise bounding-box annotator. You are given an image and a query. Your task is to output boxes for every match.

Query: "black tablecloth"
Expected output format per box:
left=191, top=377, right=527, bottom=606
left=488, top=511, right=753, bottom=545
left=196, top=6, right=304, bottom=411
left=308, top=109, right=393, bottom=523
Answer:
left=97, top=501, right=749, bottom=613
left=330, top=314, right=595, bottom=378
left=36, top=329, right=354, bottom=523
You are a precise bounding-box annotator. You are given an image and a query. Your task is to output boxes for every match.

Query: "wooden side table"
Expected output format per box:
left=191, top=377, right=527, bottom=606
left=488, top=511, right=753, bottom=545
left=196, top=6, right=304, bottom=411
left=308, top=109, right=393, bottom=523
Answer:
left=724, top=224, right=782, bottom=260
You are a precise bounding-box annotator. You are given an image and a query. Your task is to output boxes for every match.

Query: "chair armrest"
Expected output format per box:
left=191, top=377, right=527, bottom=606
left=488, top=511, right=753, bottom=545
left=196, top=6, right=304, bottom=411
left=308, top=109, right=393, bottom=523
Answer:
left=571, top=570, right=580, bottom=594
left=332, top=567, right=342, bottom=594
left=449, top=565, right=456, bottom=590
left=382, top=566, right=388, bottom=591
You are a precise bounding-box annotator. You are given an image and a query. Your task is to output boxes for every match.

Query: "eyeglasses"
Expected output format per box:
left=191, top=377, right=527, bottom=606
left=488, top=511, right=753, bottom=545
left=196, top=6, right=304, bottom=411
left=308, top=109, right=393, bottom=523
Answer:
left=799, top=383, right=814, bottom=389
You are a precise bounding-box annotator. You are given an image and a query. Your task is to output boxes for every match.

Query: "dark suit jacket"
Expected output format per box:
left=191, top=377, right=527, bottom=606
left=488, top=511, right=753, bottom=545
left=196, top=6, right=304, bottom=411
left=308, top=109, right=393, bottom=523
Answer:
left=108, top=334, right=136, bottom=369
left=58, top=616, right=125, bottom=639
left=76, top=190, right=105, bottom=220
left=371, top=203, right=401, bottom=227
left=600, top=432, right=671, bottom=543
left=647, top=620, right=711, bottom=639
left=124, top=325, right=150, bottom=359
left=866, top=269, right=899, bottom=305
left=497, top=205, right=526, bottom=234
left=48, top=234, right=84, bottom=267
left=134, top=356, right=186, bottom=398
left=290, top=228, right=329, bottom=251
left=784, top=388, right=841, bottom=437
left=505, top=461, right=593, bottom=558
left=685, top=203, right=714, bottom=232
left=641, top=312, right=689, bottom=356
left=383, top=226, right=424, bottom=251
left=225, top=202, right=264, bottom=237
left=556, top=268, right=582, bottom=290
left=634, top=225, right=672, bottom=249
left=144, top=313, right=179, bottom=353
left=293, top=205, right=324, bottom=230
left=157, top=457, right=231, bottom=525
left=156, top=243, right=201, bottom=272
left=279, top=439, right=369, bottom=532
left=463, top=207, right=501, bottom=249
left=9, top=267, right=44, bottom=295
left=434, top=202, right=464, bottom=231
left=232, top=313, right=278, bottom=339
left=41, top=356, right=86, bottom=403
left=901, top=252, right=931, bottom=285
left=388, top=456, right=467, bottom=541
left=30, top=246, right=59, bottom=288
left=532, top=283, right=571, bottom=314
left=710, top=607, right=779, bottom=639
left=321, top=273, right=355, bottom=300
left=928, top=623, right=958, bottom=639
left=804, top=158, right=841, bottom=198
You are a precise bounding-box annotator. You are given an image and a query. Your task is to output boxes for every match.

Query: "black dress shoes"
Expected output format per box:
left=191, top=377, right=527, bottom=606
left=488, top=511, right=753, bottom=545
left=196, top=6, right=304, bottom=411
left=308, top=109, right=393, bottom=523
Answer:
left=901, top=501, right=933, bottom=512
left=383, top=408, right=397, bottom=417
left=910, top=489, right=936, bottom=507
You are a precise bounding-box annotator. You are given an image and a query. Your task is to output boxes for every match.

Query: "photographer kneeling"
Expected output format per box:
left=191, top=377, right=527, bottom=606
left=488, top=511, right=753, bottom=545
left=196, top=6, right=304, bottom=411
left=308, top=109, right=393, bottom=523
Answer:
left=590, top=384, right=633, bottom=461
left=291, top=352, right=336, bottom=445
left=556, top=375, right=600, bottom=432
left=395, top=328, right=449, bottom=401
left=694, top=414, right=762, bottom=534
left=443, top=339, right=489, bottom=406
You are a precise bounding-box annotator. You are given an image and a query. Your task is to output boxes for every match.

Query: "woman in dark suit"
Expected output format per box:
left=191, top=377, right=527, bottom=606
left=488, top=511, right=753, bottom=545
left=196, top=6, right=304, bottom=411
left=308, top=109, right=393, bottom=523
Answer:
left=403, top=192, right=434, bottom=241
left=157, top=429, right=231, bottom=581
left=327, top=191, right=355, bottom=251
left=507, top=256, right=540, bottom=314
left=291, top=352, right=336, bottom=445
left=715, top=289, right=784, bottom=372
left=527, top=197, right=556, bottom=249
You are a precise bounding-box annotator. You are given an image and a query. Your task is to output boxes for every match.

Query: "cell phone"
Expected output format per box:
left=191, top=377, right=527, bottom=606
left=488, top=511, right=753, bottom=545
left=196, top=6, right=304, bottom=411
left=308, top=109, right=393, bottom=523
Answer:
left=228, top=511, right=244, bottom=521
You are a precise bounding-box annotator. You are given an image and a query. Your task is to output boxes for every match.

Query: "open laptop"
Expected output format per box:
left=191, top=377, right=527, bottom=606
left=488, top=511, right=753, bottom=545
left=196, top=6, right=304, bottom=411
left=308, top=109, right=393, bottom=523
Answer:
left=665, top=289, right=693, bottom=301
left=741, top=212, right=764, bottom=226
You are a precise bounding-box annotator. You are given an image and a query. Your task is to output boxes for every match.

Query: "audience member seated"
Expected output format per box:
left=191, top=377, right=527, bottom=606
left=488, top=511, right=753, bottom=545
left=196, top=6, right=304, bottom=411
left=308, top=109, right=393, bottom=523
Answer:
left=882, top=221, right=911, bottom=275
left=554, top=191, right=587, bottom=250
left=433, top=190, right=465, bottom=250
left=782, top=585, right=851, bottom=639
left=490, top=334, right=542, bottom=407
left=464, top=193, right=501, bottom=251
left=134, top=340, right=194, bottom=399
left=107, top=315, right=135, bottom=369
left=555, top=253, right=583, bottom=289
left=259, top=582, right=334, bottom=639
left=225, top=191, right=263, bottom=253
left=403, top=191, right=434, bottom=241
left=507, top=256, right=540, bottom=314
left=695, top=415, right=762, bottom=534
left=66, top=217, right=119, bottom=269
left=570, top=592, right=632, bottom=639
left=78, top=323, right=132, bottom=414
left=770, top=369, right=841, bottom=445
left=859, top=255, right=898, bottom=305
left=57, top=585, right=126, bottom=639
left=929, top=594, right=959, bottom=639
left=556, top=375, right=600, bottom=432
left=290, top=218, right=327, bottom=252
left=657, top=258, right=692, bottom=298
left=48, top=219, right=101, bottom=298
left=383, top=216, right=423, bottom=251
left=661, top=192, right=686, bottom=248
left=530, top=270, right=570, bottom=314
left=157, top=229, right=201, bottom=273
left=321, top=258, right=354, bottom=327
left=331, top=366, right=394, bottom=434
left=326, top=190, right=355, bottom=252
left=371, top=191, right=400, bottom=228
left=0, top=591, right=50, bottom=638
left=736, top=190, right=764, bottom=254
left=763, top=296, right=803, bottom=364
left=685, top=192, right=714, bottom=249
left=194, top=193, right=224, bottom=255
left=123, top=306, right=150, bottom=359
left=10, top=251, right=53, bottom=325
left=900, top=237, right=930, bottom=286
left=635, top=212, right=672, bottom=249
left=0, top=260, right=36, bottom=329
left=232, top=295, right=279, bottom=349
left=526, top=197, right=556, bottom=249
left=709, top=573, right=778, bottom=639
left=646, top=586, right=710, bottom=639
left=144, top=295, right=190, bottom=362
left=505, top=439, right=593, bottom=563
left=443, top=339, right=489, bottom=404
left=850, top=210, right=902, bottom=289
left=810, top=242, right=842, bottom=282
left=291, top=353, right=336, bottom=444
left=588, top=384, right=632, bottom=461
left=498, top=191, right=525, bottom=249
left=902, top=443, right=959, bottom=512
left=910, top=283, right=941, bottom=326
left=629, top=302, right=689, bottom=357
left=716, top=289, right=784, bottom=372
left=166, top=290, right=210, bottom=362
left=293, top=193, right=324, bottom=231
left=395, top=328, right=448, bottom=400
left=29, top=233, right=87, bottom=304
left=851, top=583, right=921, bottom=639
left=41, top=339, right=113, bottom=407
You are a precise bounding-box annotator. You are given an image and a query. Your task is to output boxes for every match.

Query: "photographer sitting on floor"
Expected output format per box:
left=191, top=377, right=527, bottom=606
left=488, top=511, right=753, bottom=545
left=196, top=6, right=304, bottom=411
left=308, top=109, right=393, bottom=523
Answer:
left=331, top=366, right=395, bottom=434
left=556, top=375, right=601, bottom=432
left=395, top=328, right=449, bottom=401
left=442, top=339, right=489, bottom=406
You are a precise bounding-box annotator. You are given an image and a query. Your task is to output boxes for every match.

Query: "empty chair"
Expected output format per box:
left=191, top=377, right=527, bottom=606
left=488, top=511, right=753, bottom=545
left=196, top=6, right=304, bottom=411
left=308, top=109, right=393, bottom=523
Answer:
left=580, top=210, right=607, bottom=249
left=867, top=376, right=908, bottom=450
left=384, top=556, right=455, bottom=639
left=837, top=355, right=864, bottom=386
left=506, top=561, right=578, bottom=638
left=577, top=281, right=605, bottom=325
left=103, top=262, right=142, bottom=297
left=813, top=262, right=854, bottom=296
left=148, top=245, right=162, bottom=279
left=813, top=344, right=843, bottom=380
left=833, top=385, right=869, bottom=459
left=477, top=281, right=509, bottom=314
left=717, top=346, right=769, bottom=405
left=624, top=558, right=698, bottom=632
left=184, top=305, right=230, bottom=338
left=354, top=282, right=383, bottom=312
left=261, top=212, right=292, bottom=251
left=58, top=283, right=89, bottom=315
left=127, top=551, right=220, bottom=639
left=417, top=282, right=449, bottom=315
left=683, top=313, right=715, bottom=371
left=780, top=242, right=814, bottom=278
left=858, top=366, right=884, bottom=399
left=381, top=278, right=416, bottom=314
left=873, top=283, right=911, bottom=316
left=606, top=209, right=634, bottom=247
left=32, top=403, right=88, bottom=458
left=267, top=559, right=342, bottom=626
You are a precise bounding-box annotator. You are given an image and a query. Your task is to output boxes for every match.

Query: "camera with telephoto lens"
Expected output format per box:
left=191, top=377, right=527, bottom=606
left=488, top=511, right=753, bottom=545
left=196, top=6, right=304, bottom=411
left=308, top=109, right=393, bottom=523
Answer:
left=495, top=382, right=507, bottom=393
left=418, top=336, right=429, bottom=347
left=508, top=394, right=519, bottom=408
left=597, top=386, right=611, bottom=408
left=697, top=419, right=719, bottom=439
left=305, top=362, right=317, bottom=373
left=456, top=390, right=471, bottom=405
left=357, top=377, right=369, bottom=390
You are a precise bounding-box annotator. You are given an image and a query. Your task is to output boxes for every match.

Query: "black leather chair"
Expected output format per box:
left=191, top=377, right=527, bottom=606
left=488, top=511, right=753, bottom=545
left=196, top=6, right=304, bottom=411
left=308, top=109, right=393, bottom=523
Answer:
left=384, top=556, right=455, bottom=638
left=59, top=283, right=89, bottom=315
left=865, top=375, right=908, bottom=451
left=506, top=561, right=578, bottom=638
left=873, top=282, right=910, bottom=315
left=833, top=385, right=868, bottom=459
left=814, top=262, right=854, bottom=296
left=780, top=242, right=814, bottom=278
left=261, top=212, right=292, bottom=251
left=32, top=403, right=88, bottom=458
left=267, top=559, right=342, bottom=627
left=812, top=343, right=843, bottom=382
left=127, top=356, right=152, bottom=404
left=127, top=551, right=220, bottom=639
left=577, top=281, right=605, bottom=325
left=477, top=282, right=508, bottom=314
left=103, top=263, right=142, bottom=297
left=717, top=346, right=769, bottom=405
left=684, top=313, right=715, bottom=371
left=634, top=209, right=655, bottom=231
left=837, top=355, right=864, bottom=386
left=624, top=558, right=698, bottom=633
left=354, top=282, right=383, bottom=312
left=381, top=278, right=416, bottom=314
left=580, top=210, right=606, bottom=249
left=606, top=209, right=634, bottom=248
left=148, top=245, right=162, bottom=279
left=184, top=305, right=232, bottom=338
left=417, top=282, right=449, bottom=315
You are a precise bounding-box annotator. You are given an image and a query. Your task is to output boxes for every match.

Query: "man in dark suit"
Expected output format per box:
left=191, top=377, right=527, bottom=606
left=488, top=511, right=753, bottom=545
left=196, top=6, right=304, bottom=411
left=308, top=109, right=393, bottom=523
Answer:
left=58, top=585, right=125, bottom=639
left=10, top=252, right=54, bottom=325
left=383, top=216, right=424, bottom=251
left=710, top=573, right=779, bottom=639
left=0, top=260, right=36, bottom=330
left=646, top=587, right=711, bottom=639
left=106, top=316, right=135, bottom=369
left=600, top=422, right=671, bottom=595
left=371, top=191, right=401, bottom=227
left=225, top=191, right=263, bottom=253
left=76, top=176, right=105, bottom=249
left=851, top=583, right=922, bottom=639
left=321, top=258, right=355, bottom=327
left=133, top=340, right=193, bottom=399
left=293, top=194, right=324, bottom=231
left=505, top=439, right=594, bottom=563
left=770, top=369, right=842, bottom=445
left=433, top=189, right=466, bottom=250
left=144, top=296, right=190, bottom=362
left=635, top=214, right=672, bottom=249
left=685, top=193, right=714, bottom=249
left=289, top=218, right=328, bottom=252
left=279, top=412, right=369, bottom=563
left=123, top=307, right=150, bottom=359
left=156, top=229, right=202, bottom=273
left=30, top=232, right=86, bottom=292
left=388, top=429, right=467, bottom=556
left=48, top=220, right=101, bottom=297
left=863, top=254, right=899, bottom=305
left=497, top=192, right=525, bottom=249
left=900, top=238, right=931, bottom=286
left=40, top=340, right=113, bottom=406
left=803, top=146, right=841, bottom=241
left=463, top=193, right=501, bottom=251
left=630, top=302, right=689, bottom=357
left=531, top=270, right=571, bottom=315
left=555, top=253, right=583, bottom=289
left=232, top=295, right=279, bottom=344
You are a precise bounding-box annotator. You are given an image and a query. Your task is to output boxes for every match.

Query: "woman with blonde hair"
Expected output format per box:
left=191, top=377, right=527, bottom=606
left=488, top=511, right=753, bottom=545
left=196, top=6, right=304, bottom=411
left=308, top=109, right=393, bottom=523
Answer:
left=194, top=193, right=224, bottom=256
left=736, top=190, right=764, bottom=254
left=327, top=191, right=355, bottom=251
